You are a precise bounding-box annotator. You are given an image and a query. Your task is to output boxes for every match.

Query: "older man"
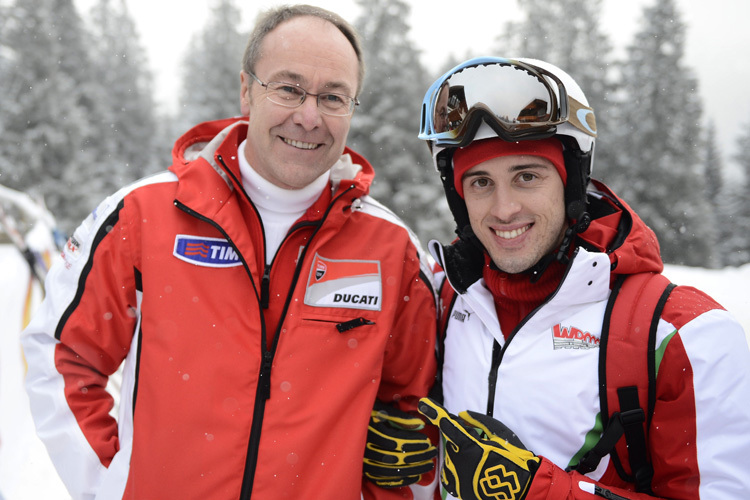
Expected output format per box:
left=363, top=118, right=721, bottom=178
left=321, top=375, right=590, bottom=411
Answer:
left=22, top=5, right=436, bottom=499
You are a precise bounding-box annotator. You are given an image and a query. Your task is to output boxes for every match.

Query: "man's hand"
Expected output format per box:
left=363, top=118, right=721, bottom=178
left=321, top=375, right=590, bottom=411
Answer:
left=363, top=400, right=437, bottom=488
left=418, top=397, right=540, bottom=500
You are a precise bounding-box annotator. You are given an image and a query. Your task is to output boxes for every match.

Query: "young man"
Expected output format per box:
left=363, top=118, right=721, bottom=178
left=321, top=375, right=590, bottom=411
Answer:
left=21, top=5, right=436, bottom=499
left=415, top=57, right=750, bottom=499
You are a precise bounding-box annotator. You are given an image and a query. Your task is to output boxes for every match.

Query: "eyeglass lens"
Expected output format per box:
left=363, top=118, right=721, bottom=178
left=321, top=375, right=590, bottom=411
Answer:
left=266, top=82, right=354, bottom=116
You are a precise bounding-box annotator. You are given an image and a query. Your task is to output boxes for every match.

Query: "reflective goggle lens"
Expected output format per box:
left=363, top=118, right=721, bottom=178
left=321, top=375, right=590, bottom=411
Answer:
left=420, top=59, right=572, bottom=147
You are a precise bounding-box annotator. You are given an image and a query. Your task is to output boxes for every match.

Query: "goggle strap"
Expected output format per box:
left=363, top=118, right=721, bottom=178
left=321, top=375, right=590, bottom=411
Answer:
left=568, top=96, right=598, bottom=137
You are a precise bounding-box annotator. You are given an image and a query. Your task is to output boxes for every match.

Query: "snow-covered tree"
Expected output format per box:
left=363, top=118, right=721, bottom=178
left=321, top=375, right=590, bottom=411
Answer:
left=350, top=0, right=452, bottom=243
left=703, top=122, right=722, bottom=210
left=701, top=122, right=723, bottom=268
left=176, top=0, right=246, bottom=131
left=87, top=0, right=160, bottom=181
left=607, top=0, right=713, bottom=266
left=0, top=0, right=102, bottom=233
left=723, top=120, right=750, bottom=266
left=493, top=0, right=617, bottom=181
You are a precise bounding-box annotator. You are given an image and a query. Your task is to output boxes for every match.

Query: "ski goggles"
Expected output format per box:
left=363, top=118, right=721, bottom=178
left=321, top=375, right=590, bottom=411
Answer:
left=418, top=57, right=596, bottom=148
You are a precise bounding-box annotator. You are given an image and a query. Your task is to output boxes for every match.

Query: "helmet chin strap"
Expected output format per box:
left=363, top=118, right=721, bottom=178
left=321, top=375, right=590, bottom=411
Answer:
left=554, top=141, right=593, bottom=265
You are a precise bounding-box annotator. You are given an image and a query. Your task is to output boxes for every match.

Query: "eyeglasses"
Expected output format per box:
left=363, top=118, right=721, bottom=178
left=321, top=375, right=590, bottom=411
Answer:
left=247, top=72, right=359, bottom=117
left=418, top=57, right=596, bottom=148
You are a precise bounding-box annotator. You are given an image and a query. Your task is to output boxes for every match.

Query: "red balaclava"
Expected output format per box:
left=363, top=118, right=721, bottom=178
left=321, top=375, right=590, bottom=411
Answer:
left=452, top=137, right=566, bottom=198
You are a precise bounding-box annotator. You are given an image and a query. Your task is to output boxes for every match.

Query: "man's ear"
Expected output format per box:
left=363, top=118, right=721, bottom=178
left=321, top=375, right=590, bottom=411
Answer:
left=240, top=71, right=251, bottom=117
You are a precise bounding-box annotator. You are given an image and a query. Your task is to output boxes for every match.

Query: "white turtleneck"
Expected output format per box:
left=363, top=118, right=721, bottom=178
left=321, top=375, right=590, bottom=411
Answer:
left=238, top=140, right=330, bottom=264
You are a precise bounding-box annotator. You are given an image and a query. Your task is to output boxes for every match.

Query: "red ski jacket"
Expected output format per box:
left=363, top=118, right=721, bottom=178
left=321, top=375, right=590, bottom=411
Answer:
left=22, top=118, right=437, bottom=500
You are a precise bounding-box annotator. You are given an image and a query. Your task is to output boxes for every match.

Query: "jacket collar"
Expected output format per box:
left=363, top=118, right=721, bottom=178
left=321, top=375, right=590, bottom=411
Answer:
left=579, top=179, right=664, bottom=276
left=168, top=118, right=375, bottom=219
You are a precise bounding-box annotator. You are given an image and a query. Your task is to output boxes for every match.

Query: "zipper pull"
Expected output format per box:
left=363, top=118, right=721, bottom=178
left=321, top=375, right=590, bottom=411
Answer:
left=260, top=265, right=270, bottom=309
left=258, top=351, right=273, bottom=400
left=336, top=317, right=375, bottom=333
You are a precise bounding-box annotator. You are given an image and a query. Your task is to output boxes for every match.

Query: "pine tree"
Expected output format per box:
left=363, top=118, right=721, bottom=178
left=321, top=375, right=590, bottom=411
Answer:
left=608, top=0, right=713, bottom=266
left=702, top=122, right=723, bottom=268
left=350, top=0, right=452, bottom=243
left=703, top=122, right=722, bottom=209
left=87, top=0, right=160, bottom=182
left=723, top=120, right=750, bottom=266
left=176, top=0, right=246, bottom=131
left=0, top=0, right=101, bottom=233
left=493, top=0, right=617, bottom=181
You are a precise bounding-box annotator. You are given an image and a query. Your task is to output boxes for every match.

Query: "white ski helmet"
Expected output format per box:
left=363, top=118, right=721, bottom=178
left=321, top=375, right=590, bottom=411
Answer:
left=418, top=56, right=597, bottom=239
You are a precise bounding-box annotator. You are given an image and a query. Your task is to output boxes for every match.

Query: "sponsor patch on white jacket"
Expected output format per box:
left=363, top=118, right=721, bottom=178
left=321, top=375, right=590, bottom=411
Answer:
left=304, top=253, right=382, bottom=311
left=552, top=323, right=600, bottom=350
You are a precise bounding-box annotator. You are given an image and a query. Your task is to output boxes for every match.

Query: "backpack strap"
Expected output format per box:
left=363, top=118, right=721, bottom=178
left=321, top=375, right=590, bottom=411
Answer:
left=574, top=272, right=675, bottom=493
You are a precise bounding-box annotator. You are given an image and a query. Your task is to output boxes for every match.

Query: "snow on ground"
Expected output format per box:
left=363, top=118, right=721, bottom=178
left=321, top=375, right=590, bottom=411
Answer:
left=1, top=244, right=748, bottom=499
left=663, top=263, right=750, bottom=342
left=0, top=247, right=70, bottom=500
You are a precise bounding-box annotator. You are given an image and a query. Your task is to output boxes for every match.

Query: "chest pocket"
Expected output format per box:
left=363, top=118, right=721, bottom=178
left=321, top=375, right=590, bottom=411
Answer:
left=303, top=253, right=382, bottom=311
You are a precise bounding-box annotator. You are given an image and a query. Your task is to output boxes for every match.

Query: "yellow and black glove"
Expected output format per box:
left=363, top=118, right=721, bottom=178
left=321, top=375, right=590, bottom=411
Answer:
left=363, top=400, right=437, bottom=488
left=418, top=397, right=540, bottom=500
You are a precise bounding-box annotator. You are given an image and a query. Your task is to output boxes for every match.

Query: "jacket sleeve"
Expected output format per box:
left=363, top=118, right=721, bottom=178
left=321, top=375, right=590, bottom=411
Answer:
left=21, top=193, right=139, bottom=500
left=362, top=241, right=439, bottom=500
left=646, top=288, right=750, bottom=498
left=378, top=242, right=437, bottom=411
left=525, top=286, right=750, bottom=500
left=524, top=461, right=667, bottom=499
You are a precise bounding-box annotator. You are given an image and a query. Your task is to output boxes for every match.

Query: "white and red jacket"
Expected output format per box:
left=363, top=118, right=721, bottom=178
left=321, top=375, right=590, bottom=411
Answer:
left=22, top=118, right=437, bottom=500
left=432, top=181, right=750, bottom=499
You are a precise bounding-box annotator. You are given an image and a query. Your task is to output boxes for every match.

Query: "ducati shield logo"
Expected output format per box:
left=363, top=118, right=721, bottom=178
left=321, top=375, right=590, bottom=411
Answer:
left=304, top=254, right=382, bottom=311
left=315, top=259, right=327, bottom=280
left=173, top=235, right=242, bottom=268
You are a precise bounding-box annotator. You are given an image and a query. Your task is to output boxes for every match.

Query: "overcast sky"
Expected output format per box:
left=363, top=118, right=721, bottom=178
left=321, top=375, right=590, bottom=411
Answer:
left=73, top=0, right=750, bottom=171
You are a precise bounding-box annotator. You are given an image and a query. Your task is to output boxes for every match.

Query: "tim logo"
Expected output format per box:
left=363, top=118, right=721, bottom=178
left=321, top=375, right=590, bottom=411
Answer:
left=552, top=324, right=600, bottom=350
left=173, top=235, right=242, bottom=268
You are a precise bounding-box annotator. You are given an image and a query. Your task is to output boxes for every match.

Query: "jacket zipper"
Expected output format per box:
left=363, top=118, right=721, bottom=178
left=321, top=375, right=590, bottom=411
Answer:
left=335, top=317, right=375, bottom=333
left=486, top=341, right=503, bottom=417
left=486, top=308, right=553, bottom=416
left=207, top=158, right=358, bottom=499
left=174, top=197, right=270, bottom=500
left=238, top=185, right=355, bottom=499
left=260, top=265, right=271, bottom=309
left=484, top=256, right=576, bottom=417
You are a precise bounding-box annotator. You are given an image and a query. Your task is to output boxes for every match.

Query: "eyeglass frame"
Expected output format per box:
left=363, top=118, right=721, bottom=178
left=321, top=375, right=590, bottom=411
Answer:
left=246, top=71, right=360, bottom=117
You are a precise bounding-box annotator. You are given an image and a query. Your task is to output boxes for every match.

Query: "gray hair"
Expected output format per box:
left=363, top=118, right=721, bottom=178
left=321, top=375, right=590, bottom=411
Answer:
left=242, top=4, right=365, bottom=96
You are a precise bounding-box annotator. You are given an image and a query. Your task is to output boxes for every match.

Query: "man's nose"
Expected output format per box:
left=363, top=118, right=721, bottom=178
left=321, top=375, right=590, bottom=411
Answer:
left=292, top=96, right=324, bottom=130
left=490, top=187, right=522, bottom=220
